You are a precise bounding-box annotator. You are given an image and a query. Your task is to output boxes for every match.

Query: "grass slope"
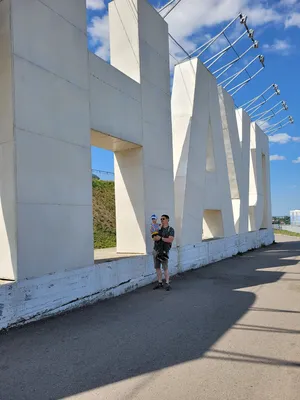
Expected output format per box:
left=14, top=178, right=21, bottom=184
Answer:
left=93, top=179, right=116, bottom=249
left=274, top=229, right=300, bottom=237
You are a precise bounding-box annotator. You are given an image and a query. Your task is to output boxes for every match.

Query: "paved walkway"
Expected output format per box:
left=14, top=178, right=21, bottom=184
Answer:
left=1, top=235, right=300, bottom=400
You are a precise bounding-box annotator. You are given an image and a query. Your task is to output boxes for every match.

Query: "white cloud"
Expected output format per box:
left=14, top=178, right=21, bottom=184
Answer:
left=270, top=155, right=286, bottom=161
left=263, top=38, right=293, bottom=55
left=88, top=14, right=110, bottom=61
left=292, top=157, right=300, bottom=164
left=165, top=0, right=246, bottom=38
left=269, top=133, right=291, bottom=144
left=163, top=0, right=284, bottom=60
left=256, top=119, right=271, bottom=130
left=279, top=0, right=298, bottom=6
left=86, top=0, right=289, bottom=64
left=95, top=43, right=110, bottom=61
left=285, top=12, right=300, bottom=28
left=244, top=5, right=283, bottom=25
left=269, top=133, right=300, bottom=144
left=86, top=0, right=106, bottom=10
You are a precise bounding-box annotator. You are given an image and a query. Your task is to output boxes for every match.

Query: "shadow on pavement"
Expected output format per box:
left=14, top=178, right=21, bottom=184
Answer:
left=204, top=349, right=300, bottom=367
left=250, top=306, right=300, bottom=314
left=232, top=323, right=300, bottom=335
left=0, top=240, right=299, bottom=399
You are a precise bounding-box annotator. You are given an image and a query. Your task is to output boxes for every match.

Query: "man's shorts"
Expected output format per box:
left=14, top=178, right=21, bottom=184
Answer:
left=153, top=250, right=168, bottom=271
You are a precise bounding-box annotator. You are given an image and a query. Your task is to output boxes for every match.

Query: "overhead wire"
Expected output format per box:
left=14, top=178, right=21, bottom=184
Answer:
left=129, top=1, right=293, bottom=133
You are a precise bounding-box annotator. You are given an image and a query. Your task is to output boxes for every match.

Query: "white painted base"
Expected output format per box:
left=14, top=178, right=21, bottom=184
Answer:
left=0, top=229, right=274, bottom=330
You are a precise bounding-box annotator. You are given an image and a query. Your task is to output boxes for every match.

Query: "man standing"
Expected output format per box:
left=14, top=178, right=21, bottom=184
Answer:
left=153, top=214, right=175, bottom=291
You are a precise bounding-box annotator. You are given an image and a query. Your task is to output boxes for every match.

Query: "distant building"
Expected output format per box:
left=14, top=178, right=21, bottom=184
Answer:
left=290, top=210, right=300, bottom=226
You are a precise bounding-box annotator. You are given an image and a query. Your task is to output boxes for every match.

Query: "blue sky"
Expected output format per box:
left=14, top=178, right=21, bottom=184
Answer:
left=86, top=0, right=300, bottom=216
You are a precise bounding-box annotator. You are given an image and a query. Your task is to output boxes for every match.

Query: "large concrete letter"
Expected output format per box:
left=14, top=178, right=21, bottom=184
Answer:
left=172, top=59, right=235, bottom=246
left=0, top=0, right=176, bottom=280
left=249, top=123, right=272, bottom=230
left=218, top=87, right=251, bottom=234
left=109, top=0, right=175, bottom=252
left=0, top=0, right=93, bottom=280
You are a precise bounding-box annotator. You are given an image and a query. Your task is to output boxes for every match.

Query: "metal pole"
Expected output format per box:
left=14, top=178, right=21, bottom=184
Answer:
left=220, top=55, right=259, bottom=88
left=247, top=92, right=278, bottom=115
left=229, top=65, right=265, bottom=95
left=267, top=121, right=292, bottom=134
left=214, top=42, right=257, bottom=78
left=258, top=105, right=286, bottom=122
left=184, top=13, right=243, bottom=60
left=267, top=117, right=294, bottom=134
left=265, top=116, right=291, bottom=132
left=240, top=84, right=275, bottom=109
left=158, top=0, right=180, bottom=15
left=257, top=108, right=286, bottom=128
left=161, top=0, right=183, bottom=18
left=204, top=30, right=248, bottom=67
left=169, top=33, right=191, bottom=59
left=252, top=100, right=283, bottom=120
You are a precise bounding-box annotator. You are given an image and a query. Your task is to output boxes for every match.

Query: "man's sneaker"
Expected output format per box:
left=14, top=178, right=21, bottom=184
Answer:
left=165, top=284, right=171, bottom=291
left=153, top=282, right=163, bottom=290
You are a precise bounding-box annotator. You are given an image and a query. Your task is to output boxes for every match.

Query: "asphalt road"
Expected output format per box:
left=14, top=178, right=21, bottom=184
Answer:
left=1, top=235, right=300, bottom=400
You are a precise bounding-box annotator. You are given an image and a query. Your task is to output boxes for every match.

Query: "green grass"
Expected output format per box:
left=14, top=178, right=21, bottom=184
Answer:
left=274, top=229, right=300, bottom=237
left=92, top=178, right=116, bottom=249
left=94, top=228, right=116, bottom=249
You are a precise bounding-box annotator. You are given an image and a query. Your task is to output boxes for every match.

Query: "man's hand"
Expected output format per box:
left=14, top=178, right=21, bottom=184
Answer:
left=154, top=235, right=161, bottom=241
left=162, top=236, right=174, bottom=244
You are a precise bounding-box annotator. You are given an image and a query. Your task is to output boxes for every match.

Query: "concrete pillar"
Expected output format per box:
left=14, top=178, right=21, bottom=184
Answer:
left=114, top=148, right=146, bottom=254
left=218, top=87, right=250, bottom=234
left=0, top=0, right=94, bottom=280
left=172, top=58, right=235, bottom=246
left=109, top=0, right=175, bottom=252
left=171, top=59, right=208, bottom=246
left=249, top=123, right=272, bottom=230
left=0, top=0, right=17, bottom=280
left=235, top=108, right=251, bottom=232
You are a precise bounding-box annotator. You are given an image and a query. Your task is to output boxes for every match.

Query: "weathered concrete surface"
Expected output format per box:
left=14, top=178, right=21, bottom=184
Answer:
left=94, top=247, right=140, bottom=263
left=0, top=235, right=300, bottom=400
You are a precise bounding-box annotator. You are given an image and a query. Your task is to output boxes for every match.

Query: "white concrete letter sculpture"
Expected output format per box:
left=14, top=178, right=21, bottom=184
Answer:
left=0, top=0, right=273, bottom=330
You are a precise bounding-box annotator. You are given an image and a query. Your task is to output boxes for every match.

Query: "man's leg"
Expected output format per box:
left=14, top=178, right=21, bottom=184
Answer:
left=156, top=267, right=163, bottom=283
left=153, top=251, right=163, bottom=289
left=164, top=268, right=170, bottom=284
left=162, top=260, right=171, bottom=291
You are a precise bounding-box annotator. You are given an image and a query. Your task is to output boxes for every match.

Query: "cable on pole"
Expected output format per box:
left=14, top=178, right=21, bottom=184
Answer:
left=213, top=41, right=258, bottom=78
left=204, top=30, right=248, bottom=68
left=158, top=4, right=295, bottom=133
left=219, top=54, right=264, bottom=91
left=239, top=84, right=280, bottom=116
left=158, top=0, right=183, bottom=19
left=265, top=116, right=294, bottom=134
left=169, top=32, right=191, bottom=59
left=254, top=101, right=288, bottom=128
left=184, top=13, right=243, bottom=60
left=240, top=84, right=275, bottom=109
left=229, top=65, right=264, bottom=96
left=167, top=11, right=261, bottom=96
